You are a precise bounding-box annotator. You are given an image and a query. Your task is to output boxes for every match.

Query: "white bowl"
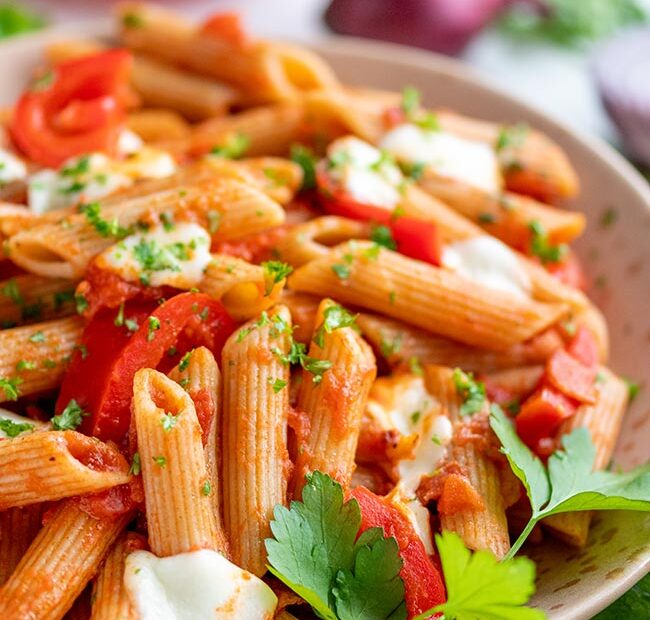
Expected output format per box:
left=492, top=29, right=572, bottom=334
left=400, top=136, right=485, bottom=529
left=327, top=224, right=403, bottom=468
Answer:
left=1, top=24, right=648, bottom=620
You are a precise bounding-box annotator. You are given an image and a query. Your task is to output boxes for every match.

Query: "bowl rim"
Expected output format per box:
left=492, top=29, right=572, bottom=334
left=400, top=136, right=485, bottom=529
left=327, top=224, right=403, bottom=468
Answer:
left=1, top=20, right=648, bottom=620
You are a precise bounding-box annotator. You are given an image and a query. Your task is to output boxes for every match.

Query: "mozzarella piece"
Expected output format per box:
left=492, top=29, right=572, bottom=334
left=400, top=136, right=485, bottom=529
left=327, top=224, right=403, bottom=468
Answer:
left=389, top=484, right=435, bottom=555
left=367, top=375, right=453, bottom=495
left=124, top=549, right=277, bottom=620
left=380, top=123, right=501, bottom=192
left=0, top=149, right=27, bottom=183
left=327, top=136, right=403, bottom=209
left=97, top=222, right=212, bottom=289
left=442, top=235, right=532, bottom=300
left=120, top=147, right=177, bottom=179
left=118, top=129, right=145, bottom=155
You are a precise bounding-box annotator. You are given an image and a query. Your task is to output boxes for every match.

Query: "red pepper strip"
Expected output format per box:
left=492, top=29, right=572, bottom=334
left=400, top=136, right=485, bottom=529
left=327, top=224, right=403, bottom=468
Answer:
left=567, top=326, right=599, bottom=367
left=317, top=169, right=442, bottom=265
left=350, top=486, right=446, bottom=618
left=391, top=216, right=442, bottom=266
left=200, top=12, right=248, bottom=47
left=56, top=293, right=235, bottom=443
left=516, top=385, right=577, bottom=453
left=10, top=49, right=132, bottom=167
left=546, top=348, right=597, bottom=404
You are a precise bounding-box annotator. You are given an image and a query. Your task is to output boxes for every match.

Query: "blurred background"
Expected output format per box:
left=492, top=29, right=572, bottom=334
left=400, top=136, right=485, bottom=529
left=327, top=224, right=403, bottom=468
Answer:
left=2, top=0, right=650, bottom=180
left=0, top=1, right=648, bottom=616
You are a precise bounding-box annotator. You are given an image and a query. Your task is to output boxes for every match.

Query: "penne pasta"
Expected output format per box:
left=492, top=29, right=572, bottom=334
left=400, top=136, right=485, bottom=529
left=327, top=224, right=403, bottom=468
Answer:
left=0, top=274, right=78, bottom=327
left=0, top=504, right=44, bottom=586
left=127, top=108, right=191, bottom=142
left=0, top=317, right=83, bottom=402
left=8, top=178, right=284, bottom=279
left=279, top=290, right=320, bottom=344
left=0, top=501, right=130, bottom=620
left=358, top=312, right=563, bottom=372
left=221, top=305, right=292, bottom=576
left=132, top=368, right=219, bottom=557
left=485, top=366, right=545, bottom=400
left=289, top=241, right=567, bottom=350
left=167, top=346, right=229, bottom=556
left=543, top=368, right=628, bottom=546
left=200, top=254, right=285, bottom=321
left=90, top=531, right=147, bottom=620
left=291, top=298, right=376, bottom=497
left=0, top=431, right=130, bottom=510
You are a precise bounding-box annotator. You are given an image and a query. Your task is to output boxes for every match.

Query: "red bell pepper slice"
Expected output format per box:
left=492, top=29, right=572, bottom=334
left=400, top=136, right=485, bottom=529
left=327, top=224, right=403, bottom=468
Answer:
left=56, top=292, right=235, bottom=443
left=350, top=486, right=446, bottom=618
left=200, top=12, right=248, bottom=47
left=516, top=385, right=577, bottom=452
left=10, top=49, right=132, bottom=167
left=545, top=348, right=597, bottom=404
left=567, top=326, right=599, bottom=367
left=316, top=168, right=442, bottom=265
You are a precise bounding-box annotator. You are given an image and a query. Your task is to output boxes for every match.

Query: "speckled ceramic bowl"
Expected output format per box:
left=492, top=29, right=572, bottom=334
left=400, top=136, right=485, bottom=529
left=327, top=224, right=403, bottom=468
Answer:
left=1, top=24, right=648, bottom=620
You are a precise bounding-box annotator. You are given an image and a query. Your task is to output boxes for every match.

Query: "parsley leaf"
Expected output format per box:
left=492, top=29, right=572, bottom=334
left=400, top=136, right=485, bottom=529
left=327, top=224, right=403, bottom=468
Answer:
left=528, top=220, right=567, bottom=264
left=0, top=376, right=22, bottom=401
left=495, top=123, right=529, bottom=152
left=415, top=531, right=543, bottom=620
left=331, top=263, right=351, bottom=280
left=266, top=471, right=406, bottom=620
left=453, top=368, right=486, bottom=416
left=262, top=260, right=293, bottom=295
left=490, top=404, right=650, bottom=559
left=0, top=417, right=34, bottom=437
left=0, top=4, right=45, bottom=39
left=210, top=132, right=249, bottom=159
left=290, top=144, right=317, bottom=190
left=313, top=304, right=358, bottom=349
left=370, top=225, right=397, bottom=251
left=51, top=399, right=89, bottom=431
left=79, top=202, right=132, bottom=239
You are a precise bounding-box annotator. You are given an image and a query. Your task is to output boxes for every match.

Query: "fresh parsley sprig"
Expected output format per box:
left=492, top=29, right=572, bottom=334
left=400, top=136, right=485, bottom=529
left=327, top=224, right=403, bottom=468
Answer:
left=415, top=531, right=544, bottom=620
left=313, top=303, right=358, bottom=349
left=266, top=471, right=407, bottom=620
left=490, top=404, right=650, bottom=559
left=452, top=368, right=486, bottom=416
left=51, top=399, right=89, bottom=431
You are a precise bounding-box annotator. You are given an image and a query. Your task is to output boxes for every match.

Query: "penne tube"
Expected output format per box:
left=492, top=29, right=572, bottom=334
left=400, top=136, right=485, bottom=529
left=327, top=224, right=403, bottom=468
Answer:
left=90, top=531, right=147, bottom=620
left=0, top=431, right=131, bottom=510
left=289, top=241, right=567, bottom=350
left=230, top=157, right=303, bottom=205
left=291, top=299, right=376, bottom=497
left=418, top=172, right=585, bottom=246
left=279, top=290, right=320, bottom=344
left=221, top=305, right=292, bottom=576
left=116, top=2, right=338, bottom=103
left=154, top=103, right=306, bottom=160
left=0, top=504, right=44, bottom=586
left=0, top=274, right=78, bottom=327
left=0, top=203, right=37, bottom=244
left=0, top=501, right=130, bottom=620
left=277, top=216, right=370, bottom=267
left=132, top=368, right=219, bottom=557
left=200, top=255, right=285, bottom=321
left=358, top=312, right=563, bottom=372
left=543, top=368, right=628, bottom=546
left=127, top=109, right=190, bottom=142
left=434, top=110, right=580, bottom=202
left=45, top=40, right=239, bottom=121
left=572, top=304, right=609, bottom=363
left=423, top=365, right=510, bottom=558
left=167, top=346, right=228, bottom=556
left=8, top=178, right=285, bottom=279
left=0, top=317, right=83, bottom=402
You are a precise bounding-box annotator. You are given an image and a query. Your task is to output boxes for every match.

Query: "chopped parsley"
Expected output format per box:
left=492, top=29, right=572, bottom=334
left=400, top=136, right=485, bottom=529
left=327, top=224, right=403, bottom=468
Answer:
left=152, top=455, right=167, bottom=468
left=147, top=316, right=160, bottom=342
left=129, top=452, right=141, bottom=476
left=28, top=331, right=45, bottom=343
left=528, top=219, right=568, bottom=264
left=51, top=399, right=89, bottom=431
left=53, top=289, right=75, bottom=311
left=206, top=210, right=221, bottom=234
left=262, top=261, right=293, bottom=295
left=402, top=161, right=426, bottom=180
left=290, top=144, right=317, bottom=190
left=313, top=304, right=358, bottom=348
left=210, top=132, right=249, bottom=159
left=452, top=368, right=486, bottom=416
left=79, top=202, right=132, bottom=239
left=201, top=480, right=212, bottom=496
left=161, top=412, right=178, bottom=432
left=624, top=378, right=641, bottom=402
left=478, top=212, right=497, bottom=224
left=179, top=351, right=192, bottom=372
left=408, top=356, right=423, bottom=376
left=269, top=378, right=287, bottom=393
left=15, top=360, right=36, bottom=371
left=114, top=303, right=125, bottom=327
left=1, top=279, right=23, bottom=305
left=331, top=263, right=351, bottom=280
left=400, top=86, right=440, bottom=131
left=370, top=225, right=397, bottom=250
left=495, top=123, right=529, bottom=152
left=600, top=207, right=618, bottom=228
left=75, top=294, right=89, bottom=314
left=0, top=376, right=22, bottom=401
left=0, top=417, right=34, bottom=437
left=122, top=11, right=144, bottom=28
left=379, top=332, right=403, bottom=359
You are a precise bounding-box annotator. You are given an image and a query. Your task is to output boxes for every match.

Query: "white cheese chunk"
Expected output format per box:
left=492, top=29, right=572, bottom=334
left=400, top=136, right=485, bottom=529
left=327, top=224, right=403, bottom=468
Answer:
left=124, top=549, right=277, bottom=620
left=0, top=149, right=27, bottom=184
left=389, top=484, right=435, bottom=555
left=118, top=129, right=145, bottom=155
left=97, top=222, right=212, bottom=289
left=380, top=123, right=501, bottom=192
left=327, top=136, right=403, bottom=209
left=442, top=235, right=531, bottom=300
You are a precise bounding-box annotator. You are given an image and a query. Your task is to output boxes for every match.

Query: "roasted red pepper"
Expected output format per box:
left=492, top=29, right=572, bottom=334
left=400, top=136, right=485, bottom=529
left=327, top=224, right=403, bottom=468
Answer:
left=56, top=293, right=234, bottom=443
left=200, top=12, right=248, bottom=47
left=350, top=486, right=446, bottom=618
left=10, top=49, right=132, bottom=167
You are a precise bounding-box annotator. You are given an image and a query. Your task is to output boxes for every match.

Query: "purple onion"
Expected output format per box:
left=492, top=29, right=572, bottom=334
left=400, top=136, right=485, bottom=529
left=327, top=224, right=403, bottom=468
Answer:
left=594, top=28, right=650, bottom=167
left=324, top=0, right=509, bottom=56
